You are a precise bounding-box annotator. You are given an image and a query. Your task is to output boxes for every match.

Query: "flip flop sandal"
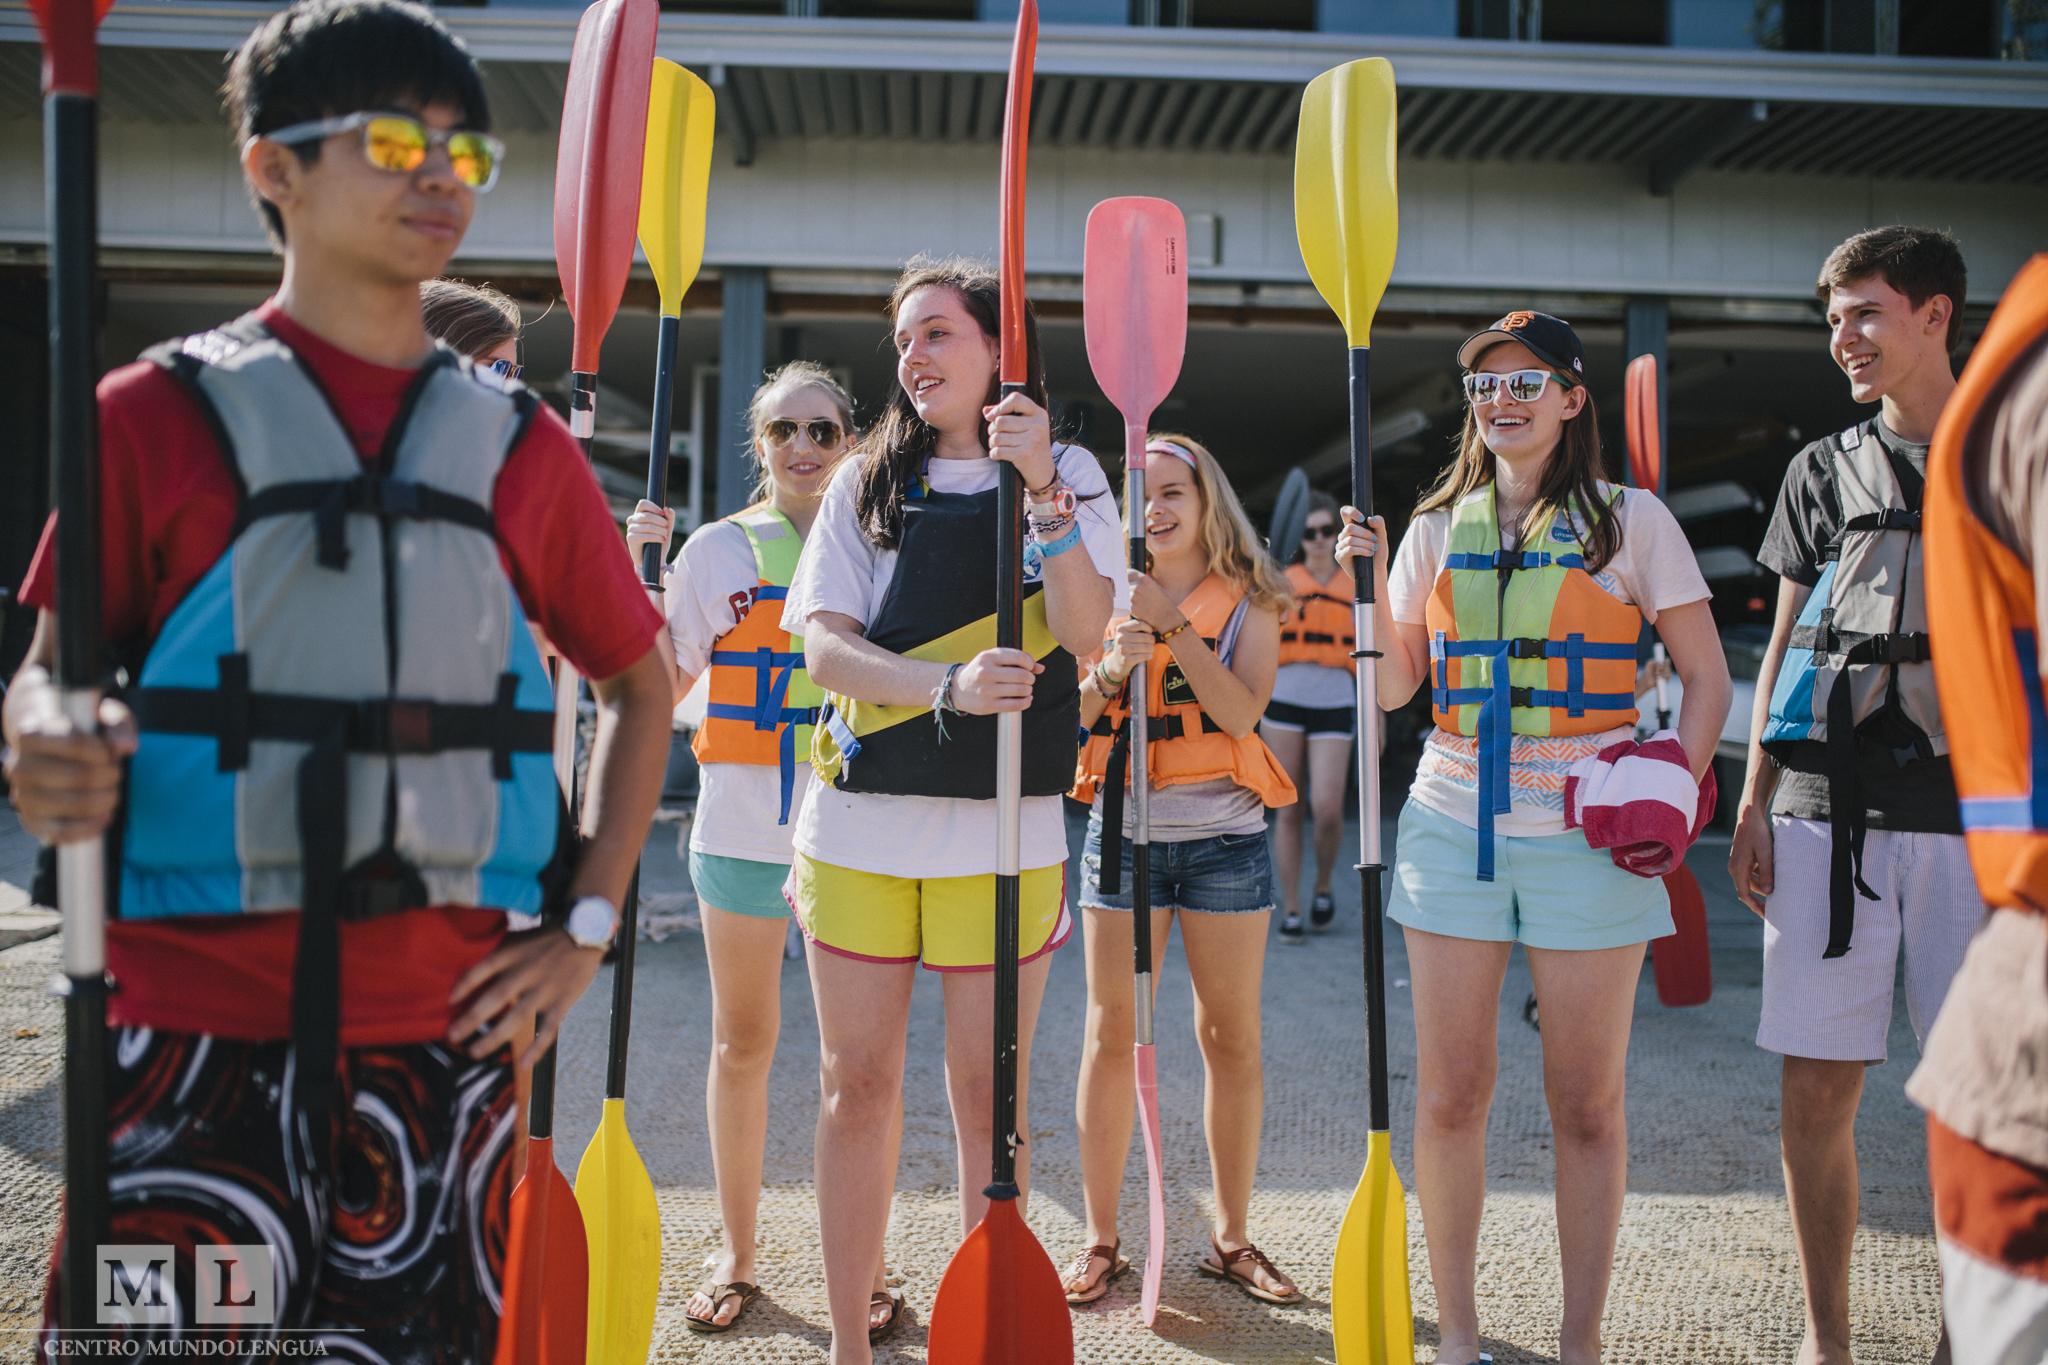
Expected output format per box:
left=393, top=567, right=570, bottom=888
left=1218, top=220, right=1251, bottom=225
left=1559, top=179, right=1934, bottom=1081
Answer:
left=868, top=1287, right=907, bottom=1342
left=1196, top=1238, right=1303, bottom=1305
left=1278, top=912, right=1305, bottom=942
left=684, top=1280, right=761, bottom=1334
left=1060, top=1241, right=1129, bottom=1305
left=1310, top=892, right=1335, bottom=928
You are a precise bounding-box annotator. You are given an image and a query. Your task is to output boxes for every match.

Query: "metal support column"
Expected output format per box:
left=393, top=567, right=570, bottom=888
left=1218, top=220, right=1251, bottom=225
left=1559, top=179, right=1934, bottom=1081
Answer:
left=716, top=266, right=766, bottom=519
left=1623, top=295, right=1668, bottom=496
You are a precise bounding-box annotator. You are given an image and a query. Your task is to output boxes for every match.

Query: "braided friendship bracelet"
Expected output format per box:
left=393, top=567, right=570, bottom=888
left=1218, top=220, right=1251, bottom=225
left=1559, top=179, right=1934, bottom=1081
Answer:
left=1036, top=520, right=1084, bottom=558
left=1155, top=619, right=1192, bottom=643
left=933, top=661, right=964, bottom=714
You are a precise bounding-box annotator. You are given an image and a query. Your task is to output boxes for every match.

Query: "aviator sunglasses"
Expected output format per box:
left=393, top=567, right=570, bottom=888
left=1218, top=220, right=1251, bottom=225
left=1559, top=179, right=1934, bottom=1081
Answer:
left=762, top=418, right=846, bottom=450
left=1461, top=368, right=1577, bottom=406
left=260, top=111, right=505, bottom=192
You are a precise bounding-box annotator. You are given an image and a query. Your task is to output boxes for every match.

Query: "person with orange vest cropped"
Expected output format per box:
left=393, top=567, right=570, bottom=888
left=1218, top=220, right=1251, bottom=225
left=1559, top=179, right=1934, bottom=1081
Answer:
left=625, top=362, right=900, bottom=1339
left=1060, top=434, right=1302, bottom=1308
left=1266, top=489, right=1358, bottom=941
left=1906, top=252, right=2048, bottom=1363
left=1335, top=311, right=1727, bottom=1364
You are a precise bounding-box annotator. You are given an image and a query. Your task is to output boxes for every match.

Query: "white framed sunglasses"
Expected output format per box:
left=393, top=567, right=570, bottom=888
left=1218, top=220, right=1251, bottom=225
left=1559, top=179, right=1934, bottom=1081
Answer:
left=1461, top=368, right=1577, bottom=406
left=260, top=111, right=505, bottom=192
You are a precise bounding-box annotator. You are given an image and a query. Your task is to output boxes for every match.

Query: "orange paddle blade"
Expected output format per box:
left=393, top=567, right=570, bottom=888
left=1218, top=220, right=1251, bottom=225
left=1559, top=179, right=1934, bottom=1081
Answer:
left=927, top=1197, right=1073, bottom=1365
left=1625, top=353, right=1661, bottom=493
left=26, top=0, right=113, bottom=97
left=1652, top=864, right=1713, bottom=1007
left=997, top=0, right=1038, bottom=386
left=553, top=0, right=658, bottom=375
left=1082, top=196, right=1188, bottom=453
left=494, top=1137, right=590, bottom=1365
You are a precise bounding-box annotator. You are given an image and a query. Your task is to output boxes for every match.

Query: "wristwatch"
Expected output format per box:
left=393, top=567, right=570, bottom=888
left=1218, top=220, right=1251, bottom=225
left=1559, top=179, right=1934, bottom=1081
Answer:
left=1024, top=478, right=1076, bottom=520
left=563, top=895, right=620, bottom=951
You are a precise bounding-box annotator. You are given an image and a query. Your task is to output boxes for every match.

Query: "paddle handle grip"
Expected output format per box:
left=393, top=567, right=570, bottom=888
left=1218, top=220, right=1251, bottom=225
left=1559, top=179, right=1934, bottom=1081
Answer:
left=529, top=1042, right=558, bottom=1141
left=1347, top=347, right=1374, bottom=608
left=640, top=313, right=679, bottom=586
left=570, top=370, right=597, bottom=441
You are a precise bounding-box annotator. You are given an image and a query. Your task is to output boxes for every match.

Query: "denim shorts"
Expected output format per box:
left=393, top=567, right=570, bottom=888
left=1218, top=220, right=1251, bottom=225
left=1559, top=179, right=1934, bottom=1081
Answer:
left=1078, top=817, right=1275, bottom=915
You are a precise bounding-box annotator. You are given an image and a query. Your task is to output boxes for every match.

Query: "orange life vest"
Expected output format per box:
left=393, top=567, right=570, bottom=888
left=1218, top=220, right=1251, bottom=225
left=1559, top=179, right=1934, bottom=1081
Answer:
left=1926, top=252, right=2048, bottom=914
left=1278, top=563, right=1356, bottom=672
left=690, top=508, right=821, bottom=824
left=1071, top=574, right=1297, bottom=809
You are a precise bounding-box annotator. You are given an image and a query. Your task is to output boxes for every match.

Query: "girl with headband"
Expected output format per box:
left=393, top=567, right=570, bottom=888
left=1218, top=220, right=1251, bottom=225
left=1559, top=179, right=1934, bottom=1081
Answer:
left=778, top=257, right=1121, bottom=1365
left=624, top=362, right=904, bottom=1338
left=1062, top=434, right=1301, bottom=1308
left=1335, top=311, right=1729, bottom=1364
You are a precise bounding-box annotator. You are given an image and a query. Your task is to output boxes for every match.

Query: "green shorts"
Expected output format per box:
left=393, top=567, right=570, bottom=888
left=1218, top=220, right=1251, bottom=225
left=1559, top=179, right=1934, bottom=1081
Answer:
left=688, top=849, right=793, bottom=919
left=1386, top=798, right=1673, bottom=951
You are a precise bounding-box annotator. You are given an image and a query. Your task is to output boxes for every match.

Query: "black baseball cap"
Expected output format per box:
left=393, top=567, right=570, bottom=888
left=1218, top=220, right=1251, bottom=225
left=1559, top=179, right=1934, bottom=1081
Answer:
left=1457, top=311, right=1587, bottom=383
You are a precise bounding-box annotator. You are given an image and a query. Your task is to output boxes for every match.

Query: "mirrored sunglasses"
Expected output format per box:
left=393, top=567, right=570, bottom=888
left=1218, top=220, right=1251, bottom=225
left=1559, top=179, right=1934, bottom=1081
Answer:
left=1461, top=368, right=1575, bottom=406
left=763, top=418, right=845, bottom=450
left=261, top=111, right=505, bottom=192
left=488, top=358, right=522, bottom=380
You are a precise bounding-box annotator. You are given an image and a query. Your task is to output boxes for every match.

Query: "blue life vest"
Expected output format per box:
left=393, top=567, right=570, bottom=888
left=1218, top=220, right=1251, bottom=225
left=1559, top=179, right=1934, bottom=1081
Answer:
left=120, top=316, right=569, bottom=1108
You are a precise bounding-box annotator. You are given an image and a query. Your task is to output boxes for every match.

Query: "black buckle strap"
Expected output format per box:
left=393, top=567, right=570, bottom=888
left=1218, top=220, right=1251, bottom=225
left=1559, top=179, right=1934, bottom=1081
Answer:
left=1099, top=722, right=1130, bottom=897
left=241, top=476, right=497, bottom=570
left=1841, top=507, right=1921, bottom=534
left=217, top=653, right=252, bottom=772
left=135, top=671, right=552, bottom=762
left=1845, top=632, right=1932, bottom=666
left=292, top=723, right=346, bottom=1114
left=1823, top=671, right=1880, bottom=960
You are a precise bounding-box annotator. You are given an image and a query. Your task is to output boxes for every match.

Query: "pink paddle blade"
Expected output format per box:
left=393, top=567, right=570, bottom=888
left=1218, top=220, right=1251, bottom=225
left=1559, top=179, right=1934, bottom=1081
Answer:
left=553, top=0, right=658, bottom=375
left=1082, top=196, right=1190, bottom=463
left=1652, top=864, right=1713, bottom=1007
left=927, top=1195, right=1074, bottom=1364
left=1135, top=1043, right=1166, bottom=1326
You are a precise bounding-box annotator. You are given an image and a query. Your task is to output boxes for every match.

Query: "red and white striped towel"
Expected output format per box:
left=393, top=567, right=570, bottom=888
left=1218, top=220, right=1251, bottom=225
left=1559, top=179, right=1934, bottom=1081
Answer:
left=1562, top=730, right=1717, bottom=879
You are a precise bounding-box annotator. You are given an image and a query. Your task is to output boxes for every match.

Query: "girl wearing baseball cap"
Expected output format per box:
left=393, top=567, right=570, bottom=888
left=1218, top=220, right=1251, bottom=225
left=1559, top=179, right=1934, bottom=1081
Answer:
left=1335, top=312, right=1730, bottom=1363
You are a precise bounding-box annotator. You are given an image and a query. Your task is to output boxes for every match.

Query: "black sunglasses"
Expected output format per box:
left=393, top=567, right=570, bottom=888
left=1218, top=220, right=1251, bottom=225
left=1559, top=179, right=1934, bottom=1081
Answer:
left=763, top=418, right=845, bottom=450
left=1303, top=522, right=1338, bottom=540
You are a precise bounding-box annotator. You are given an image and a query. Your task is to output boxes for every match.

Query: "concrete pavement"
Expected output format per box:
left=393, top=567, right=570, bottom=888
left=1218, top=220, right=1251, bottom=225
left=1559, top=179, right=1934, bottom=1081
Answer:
left=0, top=803, right=1945, bottom=1362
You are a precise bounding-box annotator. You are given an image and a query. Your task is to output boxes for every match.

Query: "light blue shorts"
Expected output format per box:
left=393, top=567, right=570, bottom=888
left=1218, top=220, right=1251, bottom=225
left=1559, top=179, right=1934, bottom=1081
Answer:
left=688, top=849, right=793, bottom=919
left=1385, top=799, right=1673, bottom=951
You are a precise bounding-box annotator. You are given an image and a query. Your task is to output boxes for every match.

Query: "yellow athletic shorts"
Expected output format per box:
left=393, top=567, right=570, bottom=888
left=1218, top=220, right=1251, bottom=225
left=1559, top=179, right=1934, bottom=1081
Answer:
left=786, top=853, right=1071, bottom=972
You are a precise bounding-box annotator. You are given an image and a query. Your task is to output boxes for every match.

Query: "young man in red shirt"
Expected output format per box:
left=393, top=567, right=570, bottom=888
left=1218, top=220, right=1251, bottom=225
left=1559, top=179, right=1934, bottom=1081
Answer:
left=2, top=0, right=672, bottom=1354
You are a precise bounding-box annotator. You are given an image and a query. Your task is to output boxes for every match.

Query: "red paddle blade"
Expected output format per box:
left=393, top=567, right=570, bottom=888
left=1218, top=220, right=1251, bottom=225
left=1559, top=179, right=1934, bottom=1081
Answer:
left=928, top=1196, right=1073, bottom=1364
left=1135, top=1043, right=1166, bottom=1327
left=1625, top=353, right=1661, bottom=493
left=997, top=0, right=1038, bottom=387
left=1652, top=864, right=1712, bottom=1007
left=553, top=0, right=658, bottom=376
left=1082, top=196, right=1188, bottom=464
left=494, top=1138, right=590, bottom=1365
left=27, top=0, right=113, bottom=97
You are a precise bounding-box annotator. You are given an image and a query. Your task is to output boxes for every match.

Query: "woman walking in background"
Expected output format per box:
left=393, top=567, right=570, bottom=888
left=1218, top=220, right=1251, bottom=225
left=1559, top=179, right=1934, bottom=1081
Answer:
left=1336, top=312, right=1727, bottom=1365
left=1265, top=490, right=1357, bottom=942
left=1061, top=435, right=1302, bottom=1308
left=625, top=363, right=902, bottom=1339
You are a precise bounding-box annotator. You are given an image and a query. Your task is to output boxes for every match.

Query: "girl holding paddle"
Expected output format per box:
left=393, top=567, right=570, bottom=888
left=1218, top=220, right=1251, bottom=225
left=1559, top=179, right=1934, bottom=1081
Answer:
left=1064, top=435, right=1302, bottom=1308
left=778, top=257, right=1120, bottom=1364
left=624, top=362, right=905, bottom=1340
left=1335, top=312, right=1727, bottom=1365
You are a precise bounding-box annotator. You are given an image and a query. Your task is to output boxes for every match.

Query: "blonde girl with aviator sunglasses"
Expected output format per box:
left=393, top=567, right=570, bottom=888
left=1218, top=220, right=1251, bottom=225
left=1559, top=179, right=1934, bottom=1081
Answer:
left=625, top=362, right=903, bottom=1341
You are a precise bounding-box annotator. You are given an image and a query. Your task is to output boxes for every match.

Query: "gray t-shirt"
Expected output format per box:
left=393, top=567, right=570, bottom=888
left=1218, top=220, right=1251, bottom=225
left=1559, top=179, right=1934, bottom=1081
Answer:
left=1755, top=416, right=1961, bottom=834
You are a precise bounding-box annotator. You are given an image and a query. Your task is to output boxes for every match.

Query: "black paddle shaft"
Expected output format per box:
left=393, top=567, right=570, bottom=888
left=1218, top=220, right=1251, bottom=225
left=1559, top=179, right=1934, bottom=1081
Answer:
left=49, top=85, right=110, bottom=1335
left=988, top=381, right=1026, bottom=1198
left=1347, top=346, right=1392, bottom=1135
left=605, top=868, right=640, bottom=1099
left=529, top=1042, right=559, bottom=1142
left=1127, top=463, right=1153, bottom=1003
left=640, top=313, right=680, bottom=585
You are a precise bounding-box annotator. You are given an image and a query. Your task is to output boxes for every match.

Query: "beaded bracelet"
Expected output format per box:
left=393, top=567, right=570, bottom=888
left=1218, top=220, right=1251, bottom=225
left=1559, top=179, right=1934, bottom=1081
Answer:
left=1156, top=619, right=1192, bottom=643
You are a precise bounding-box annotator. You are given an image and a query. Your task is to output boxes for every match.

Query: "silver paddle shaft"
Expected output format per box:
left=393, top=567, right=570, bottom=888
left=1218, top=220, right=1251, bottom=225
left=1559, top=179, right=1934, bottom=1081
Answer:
left=997, top=711, right=1021, bottom=878
left=58, top=689, right=105, bottom=978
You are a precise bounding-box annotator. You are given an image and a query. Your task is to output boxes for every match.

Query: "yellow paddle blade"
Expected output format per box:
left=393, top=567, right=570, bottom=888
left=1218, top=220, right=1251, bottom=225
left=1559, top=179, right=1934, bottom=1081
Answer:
left=576, top=1098, right=662, bottom=1365
left=1330, top=1129, right=1413, bottom=1365
left=638, top=58, right=717, bottom=318
left=1294, top=58, right=1398, bottom=349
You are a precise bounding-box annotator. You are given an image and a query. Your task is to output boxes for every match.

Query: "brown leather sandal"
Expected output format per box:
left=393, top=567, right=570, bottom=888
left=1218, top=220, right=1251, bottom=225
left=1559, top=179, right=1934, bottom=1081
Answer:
left=684, top=1280, right=761, bottom=1333
left=1196, top=1237, right=1303, bottom=1305
left=1060, top=1241, right=1129, bottom=1305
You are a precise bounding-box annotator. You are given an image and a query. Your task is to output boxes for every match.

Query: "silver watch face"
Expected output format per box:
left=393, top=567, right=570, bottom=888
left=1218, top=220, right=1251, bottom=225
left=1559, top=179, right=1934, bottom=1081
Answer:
left=566, top=897, right=617, bottom=947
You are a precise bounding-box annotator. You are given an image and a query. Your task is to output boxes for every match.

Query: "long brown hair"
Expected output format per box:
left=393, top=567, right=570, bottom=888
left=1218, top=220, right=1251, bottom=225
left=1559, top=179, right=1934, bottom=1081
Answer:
left=421, top=278, right=521, bottom=361
left=1145, top=434, right=1293, bottom=613
left=1413, top=350, right=1623, bottom=573
left=853, top=256, right=1048, bottom=549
